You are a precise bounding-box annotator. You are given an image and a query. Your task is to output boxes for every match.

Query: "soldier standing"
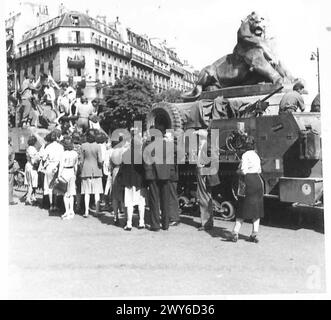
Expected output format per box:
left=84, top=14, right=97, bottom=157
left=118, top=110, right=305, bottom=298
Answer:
left=195, top=129, right=220, bottom=231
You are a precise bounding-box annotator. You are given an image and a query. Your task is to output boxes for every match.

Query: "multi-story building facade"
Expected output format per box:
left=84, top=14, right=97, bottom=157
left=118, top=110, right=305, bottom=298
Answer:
left=11, top=9, right=198, bottom=99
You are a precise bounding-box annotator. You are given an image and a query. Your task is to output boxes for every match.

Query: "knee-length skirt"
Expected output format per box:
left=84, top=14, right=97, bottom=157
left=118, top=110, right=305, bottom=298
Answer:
left=81, top=177, right=103, bottom=195
left=24, top=162, right=38, bottom=188
left=124, top=186, right=146, bottom=208
left=237, top=173, right=264, bottom=220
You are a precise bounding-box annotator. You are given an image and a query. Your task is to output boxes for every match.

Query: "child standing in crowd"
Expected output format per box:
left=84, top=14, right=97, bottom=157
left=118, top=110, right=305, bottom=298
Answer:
left=24, top=136, right=40, bottom=205
left=58, top=137, right=78, bottom=220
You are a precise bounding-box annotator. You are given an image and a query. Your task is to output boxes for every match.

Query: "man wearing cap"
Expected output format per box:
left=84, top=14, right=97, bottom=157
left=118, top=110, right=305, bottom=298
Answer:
left=20, top=74, right=40, bottom=127
left=279, top=81, right=306, bottom=114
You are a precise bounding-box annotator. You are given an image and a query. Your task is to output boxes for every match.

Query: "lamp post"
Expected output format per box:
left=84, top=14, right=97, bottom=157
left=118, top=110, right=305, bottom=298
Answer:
left=310, top=47, right=320, bottom=97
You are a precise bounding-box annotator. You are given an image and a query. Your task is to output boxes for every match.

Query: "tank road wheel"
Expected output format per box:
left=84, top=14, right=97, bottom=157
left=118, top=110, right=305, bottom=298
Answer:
left=147, top=102, right=183, bottom=131
left=213, top=199, right=235, bottom=221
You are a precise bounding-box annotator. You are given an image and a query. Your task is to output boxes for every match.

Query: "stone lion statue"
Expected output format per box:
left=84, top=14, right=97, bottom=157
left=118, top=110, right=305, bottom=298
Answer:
left=183, top=11, right=294, bottom=100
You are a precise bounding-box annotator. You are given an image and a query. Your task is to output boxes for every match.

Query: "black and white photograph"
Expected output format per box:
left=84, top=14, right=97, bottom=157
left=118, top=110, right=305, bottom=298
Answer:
left=2, top=0, right=331, bottom=300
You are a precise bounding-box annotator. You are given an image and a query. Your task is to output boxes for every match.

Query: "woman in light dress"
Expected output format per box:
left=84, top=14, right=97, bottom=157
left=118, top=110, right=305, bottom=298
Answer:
left=42, top=130, right=64, bottom=211
left=24, top=135, right=40, bottom=205
left=58, top=137, right=78, bottom=220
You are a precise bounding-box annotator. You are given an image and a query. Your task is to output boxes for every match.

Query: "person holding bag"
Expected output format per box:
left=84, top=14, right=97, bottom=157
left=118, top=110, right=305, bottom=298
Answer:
left=229, top=136, right=264, bottom=243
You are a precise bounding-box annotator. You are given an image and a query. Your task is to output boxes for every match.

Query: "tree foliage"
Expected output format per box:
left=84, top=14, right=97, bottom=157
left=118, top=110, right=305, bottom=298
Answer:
left=100, top=76, right=155, bottom=133
left=154, top=88, right=184, bottom=103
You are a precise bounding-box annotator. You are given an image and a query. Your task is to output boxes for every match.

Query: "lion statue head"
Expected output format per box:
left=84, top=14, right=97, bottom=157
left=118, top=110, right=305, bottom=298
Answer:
left=245, top=11, right=267, bottom=38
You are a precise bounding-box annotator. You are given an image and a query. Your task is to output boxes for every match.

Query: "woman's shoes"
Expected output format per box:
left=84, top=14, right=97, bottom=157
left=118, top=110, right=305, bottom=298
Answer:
left=137, top=225, right=145, bottom=230
left=123, top=225, right=132, bottom=231
left=61, top=212, right=69, bottom=219
left=62, top=212, right=75, bottom=220
left=83, top=213, right=89, bottom=218
left=248, top=234, right=259, bottom=243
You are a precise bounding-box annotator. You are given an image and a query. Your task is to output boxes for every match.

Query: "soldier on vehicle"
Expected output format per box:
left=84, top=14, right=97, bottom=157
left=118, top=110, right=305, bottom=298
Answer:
left=278, top=81, right=306, bottom=114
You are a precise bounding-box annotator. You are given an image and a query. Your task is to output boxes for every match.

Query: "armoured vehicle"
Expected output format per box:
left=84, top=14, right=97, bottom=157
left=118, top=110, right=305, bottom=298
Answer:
left=147, top=84, right=323, bottom=220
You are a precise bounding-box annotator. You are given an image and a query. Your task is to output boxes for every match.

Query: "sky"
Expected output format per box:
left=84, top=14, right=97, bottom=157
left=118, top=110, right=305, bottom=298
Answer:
left=3, top=0, right=331, bottom=101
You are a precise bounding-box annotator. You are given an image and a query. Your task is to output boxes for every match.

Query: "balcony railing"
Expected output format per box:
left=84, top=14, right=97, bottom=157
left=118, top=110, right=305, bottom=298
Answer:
left=153, top=65, right=171, bottom=77
left=17, top=38, right=59, bottom=58
left=92, top=38, right=131, bottom=58
left=170, top=64, right=185, bottom=75
left=16, top=37, right=132, bottom=59
left=131, top=53, right=154, bottom=68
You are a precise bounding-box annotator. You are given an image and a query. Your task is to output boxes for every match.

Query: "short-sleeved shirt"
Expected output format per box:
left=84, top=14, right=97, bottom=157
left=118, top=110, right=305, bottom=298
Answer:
left=279, top=91, right=305, bottom=113
left=240, top=150, right=261, bottom=174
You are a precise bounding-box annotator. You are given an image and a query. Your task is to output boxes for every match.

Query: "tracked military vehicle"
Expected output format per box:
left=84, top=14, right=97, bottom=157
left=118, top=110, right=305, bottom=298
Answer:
left=147, top=84, right=323, bottom=220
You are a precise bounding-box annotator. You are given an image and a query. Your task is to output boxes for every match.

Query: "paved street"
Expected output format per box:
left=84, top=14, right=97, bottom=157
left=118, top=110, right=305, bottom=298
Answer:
left=8, top=191, right=325, bottom=299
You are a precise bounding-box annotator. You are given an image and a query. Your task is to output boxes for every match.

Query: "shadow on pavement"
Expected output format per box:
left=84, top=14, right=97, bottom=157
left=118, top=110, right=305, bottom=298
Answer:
left=262, top=200, right=324, bottom=234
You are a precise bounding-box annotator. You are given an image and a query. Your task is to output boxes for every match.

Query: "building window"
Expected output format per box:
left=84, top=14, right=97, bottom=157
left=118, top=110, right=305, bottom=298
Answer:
left=70, top=15, right=80, bottom=26
left=33, top=41, right=37, bottom=51
left=42, top=38, right=46, bottom=48
left=95, top=50, right=98, bottom=54
left=19, top=48, right=22, bottom=57
left=26, top=44, right=29, bottom=54
left=73, top=31, right=81, bottom=44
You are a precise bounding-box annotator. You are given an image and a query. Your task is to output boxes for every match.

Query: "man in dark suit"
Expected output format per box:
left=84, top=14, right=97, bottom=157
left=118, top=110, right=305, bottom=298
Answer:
left=164, top=132, right=180, bottom=226
left=143, top=131, right=176, bottom=231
